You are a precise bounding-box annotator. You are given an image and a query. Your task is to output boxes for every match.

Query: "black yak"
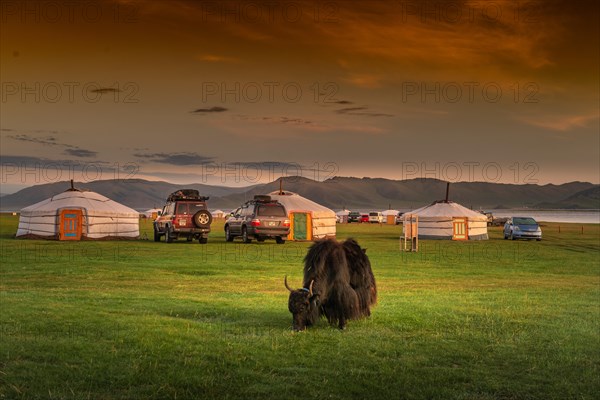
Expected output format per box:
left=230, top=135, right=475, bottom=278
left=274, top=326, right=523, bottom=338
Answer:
left=285, top=238, right=377, bottom=331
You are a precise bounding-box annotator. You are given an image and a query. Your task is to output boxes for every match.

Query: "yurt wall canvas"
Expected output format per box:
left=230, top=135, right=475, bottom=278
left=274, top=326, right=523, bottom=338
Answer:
left=17, top=189, right=139, bottom=240
left=403, top=201, right=488, bottom=240
left=268, top=191, right=336, bottom=241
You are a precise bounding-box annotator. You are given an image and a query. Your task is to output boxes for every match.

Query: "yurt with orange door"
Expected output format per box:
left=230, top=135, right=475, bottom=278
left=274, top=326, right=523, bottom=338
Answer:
left=403, top=200, right=488, bottom=240
left=268, top=191, right=336, bottom=241
left=16, top=184, right=139, bottom=240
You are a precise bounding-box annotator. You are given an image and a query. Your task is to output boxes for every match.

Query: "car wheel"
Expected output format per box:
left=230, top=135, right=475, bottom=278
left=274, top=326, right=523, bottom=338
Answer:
left=187, top=236, right=193, bottom=242
left=192, top=210, right=212, bottom=228
left=275, top=236, right=285, bottom=244
left=536, top=238, right=542, bottom=241
left=199, top=236, right=208, bottom=244
left=165, top=227, right=174, bottom=243
left=242, top=227, right=251, bottom=243
left=154, top=226, right=161, bottom=242
left=225, top=226, right=234, bottom=242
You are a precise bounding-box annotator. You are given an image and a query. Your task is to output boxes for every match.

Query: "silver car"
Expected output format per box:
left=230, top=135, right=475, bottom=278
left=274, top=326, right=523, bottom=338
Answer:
left=503, top=217, right=542, bottom=241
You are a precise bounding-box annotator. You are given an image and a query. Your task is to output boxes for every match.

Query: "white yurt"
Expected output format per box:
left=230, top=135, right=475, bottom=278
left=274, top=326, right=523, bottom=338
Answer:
left=335, top=209, right=350, bottom=223
left=269, top=191, right=336, bottom=241
left=403, top=200, right=488, bottom=240
left=382, top=209, right=400, bottom=225
left=143, top=208, right=162, bottom=219
left=211, top=209, right=226, bottom=219
left=16, top=185, right=139, bottom=240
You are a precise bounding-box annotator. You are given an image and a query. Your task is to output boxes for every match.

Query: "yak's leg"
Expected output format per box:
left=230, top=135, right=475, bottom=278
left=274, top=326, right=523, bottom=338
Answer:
left=338, top=316, right=346, bottom=330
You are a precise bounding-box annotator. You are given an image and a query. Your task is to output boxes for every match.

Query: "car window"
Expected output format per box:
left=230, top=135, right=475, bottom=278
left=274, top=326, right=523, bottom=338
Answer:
left=164, top=203, right=175, bottom=215
left=176, top=203, right=189, bottom=215
left=514, top=217, right=537, bottom=225
left=369, top=212, right=379, bottom=216
left=257, top=204, right=286, bottom=217
left=241, top=205, right=251, bottom=217
left=188, top=203, right=206, bottom=214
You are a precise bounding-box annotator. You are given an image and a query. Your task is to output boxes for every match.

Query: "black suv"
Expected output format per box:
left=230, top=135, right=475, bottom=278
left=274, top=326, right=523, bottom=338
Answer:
left=154, top=189, right=212, bottom=244
left=224, top=195, right=290, bottom=244
left=348, top=211, right=361, bottom=223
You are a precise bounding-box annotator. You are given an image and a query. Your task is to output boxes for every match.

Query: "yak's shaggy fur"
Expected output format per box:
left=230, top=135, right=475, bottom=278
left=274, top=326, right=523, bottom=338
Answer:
left=286, top=238, right=377, bottom=331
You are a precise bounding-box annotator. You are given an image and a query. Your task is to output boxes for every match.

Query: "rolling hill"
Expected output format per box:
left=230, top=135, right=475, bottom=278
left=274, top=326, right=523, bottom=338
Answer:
left=1, top=177, right=597, bottom=212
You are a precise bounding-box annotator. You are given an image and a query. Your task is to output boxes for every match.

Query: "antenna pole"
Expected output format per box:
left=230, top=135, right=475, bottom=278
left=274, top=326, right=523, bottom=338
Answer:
left=279, top=178, right=283, bottom=195
left=445, top=182, right=450, bottom=202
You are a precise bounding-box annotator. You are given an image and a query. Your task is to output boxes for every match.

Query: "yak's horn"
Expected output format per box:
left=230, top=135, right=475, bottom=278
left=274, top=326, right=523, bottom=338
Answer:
left=284, top=275, right=293, bottom=292
left=308, top=280, right=314, bottom=296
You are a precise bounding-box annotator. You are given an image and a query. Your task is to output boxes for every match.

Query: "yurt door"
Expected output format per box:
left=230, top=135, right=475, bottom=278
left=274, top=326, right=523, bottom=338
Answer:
left=292, top=213, right=311, bottom=241
left=59, top=209, right=83, bottom=240
left=452, top=218, right=468, bottom=240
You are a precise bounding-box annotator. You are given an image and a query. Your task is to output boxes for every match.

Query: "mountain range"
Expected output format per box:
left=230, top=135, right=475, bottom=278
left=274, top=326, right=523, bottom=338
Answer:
left=0, top=177, right=598, bottom=211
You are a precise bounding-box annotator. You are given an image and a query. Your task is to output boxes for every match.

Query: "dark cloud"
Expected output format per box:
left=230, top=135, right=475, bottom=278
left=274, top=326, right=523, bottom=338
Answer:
left=7, top=134, right=64, bottom=147
left=0, top=155, right=109, bottom=168
left=191, top=106, right=228, bottom=113
left=336, top=106, right=393, bottom=117
left=236, top=115, right=313, bottom=125
left=229, top=161, right=306, bottom=170
left=134, top=152, right=215, bottom=166
left=64, top=148, right=98, bottom=158
left=328, top=100, right=353, bottom=105
left=7, top=133, right=99, bottom=158
left=89, top=88, right=122, bottom=93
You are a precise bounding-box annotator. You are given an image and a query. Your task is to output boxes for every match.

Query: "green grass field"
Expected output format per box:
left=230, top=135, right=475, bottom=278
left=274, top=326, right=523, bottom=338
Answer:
left=1, top=215, right=598, bottom=399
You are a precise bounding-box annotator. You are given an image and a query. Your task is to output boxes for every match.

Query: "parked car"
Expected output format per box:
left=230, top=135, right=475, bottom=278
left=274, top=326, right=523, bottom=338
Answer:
left=360, top=214, right=369, bottom=223
left=395, top=212, right=404, bottom=225
left=503, top=217, right=542, bottom=241
left=348, top=211, right=362, bottom=223
left=224, top=195, right=290, bottom=244
left=154, top=189, right=212, bottom=244
left=369, top=212, right=383, bottom=223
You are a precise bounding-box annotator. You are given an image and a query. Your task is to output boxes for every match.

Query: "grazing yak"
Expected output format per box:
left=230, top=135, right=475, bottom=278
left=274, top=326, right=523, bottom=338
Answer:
left=285, top=238, right=377, bottom=331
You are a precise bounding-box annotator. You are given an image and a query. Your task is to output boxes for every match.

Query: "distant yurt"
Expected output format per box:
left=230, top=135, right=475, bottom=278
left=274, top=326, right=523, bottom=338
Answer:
left=269, top=191, right=336, bottom=241
left=403, top=201, right=488, bottom=240
left=16, top=183, right=139, bottom=240
left=212, top=209, right=226, bottom=219
left=382, top=209, right=400, bottom=225
left=336, top=209, right=350, bottom=223
left=143, top=208, right=162, bottom=219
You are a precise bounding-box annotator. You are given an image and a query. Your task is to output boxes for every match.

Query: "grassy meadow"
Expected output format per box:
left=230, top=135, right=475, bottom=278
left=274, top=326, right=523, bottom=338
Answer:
left=0, top=215, right=599, bottom=399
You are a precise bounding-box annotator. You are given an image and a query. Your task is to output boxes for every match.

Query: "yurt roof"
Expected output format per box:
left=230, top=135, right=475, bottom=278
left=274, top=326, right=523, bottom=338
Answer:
left=336, top=209, right=350, bottom=216
left=20, top=189, right=138, bottom=216
left=406, top=201, right=486, bottom=220
left=268, top=191, right=335, bottom=217
left=212, top=209, right=225, bottom=214
left=381, top=209, right=400, bottom=216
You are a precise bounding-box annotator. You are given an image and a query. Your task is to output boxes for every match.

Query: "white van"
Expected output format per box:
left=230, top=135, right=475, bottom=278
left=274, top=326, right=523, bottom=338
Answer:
left=368, top=212, right=383, bottom=223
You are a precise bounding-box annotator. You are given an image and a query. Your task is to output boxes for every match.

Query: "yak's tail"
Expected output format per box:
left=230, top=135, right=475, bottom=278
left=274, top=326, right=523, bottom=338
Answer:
left=343, top=238, right=378, bottom=316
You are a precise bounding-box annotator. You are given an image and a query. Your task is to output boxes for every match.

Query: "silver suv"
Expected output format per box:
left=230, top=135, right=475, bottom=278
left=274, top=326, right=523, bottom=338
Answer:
left=224, top=195, right=290, bottom=244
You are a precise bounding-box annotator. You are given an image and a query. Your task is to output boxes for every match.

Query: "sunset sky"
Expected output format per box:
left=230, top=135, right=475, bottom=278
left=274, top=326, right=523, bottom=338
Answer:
left=1, top=0, right=598, bottom=192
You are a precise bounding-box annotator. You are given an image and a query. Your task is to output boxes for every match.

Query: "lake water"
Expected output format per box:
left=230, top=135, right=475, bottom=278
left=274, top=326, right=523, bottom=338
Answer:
left=480, top=210, right=600, bottom=224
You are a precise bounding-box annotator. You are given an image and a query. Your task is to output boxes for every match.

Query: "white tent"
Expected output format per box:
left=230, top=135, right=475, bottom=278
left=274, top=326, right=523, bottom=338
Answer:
left=381, top=209, right=399, bottom=216
left=16, top=188, right=139, bottom=240
left=269, top=191, right=336, bottom=240
left=211, top=209, right=226, bottom=218
left=403, top=201, right=488, bottom=240
left=336, top=209, right=350, bottom=216
left=143, top=208, right=162, bottom=219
